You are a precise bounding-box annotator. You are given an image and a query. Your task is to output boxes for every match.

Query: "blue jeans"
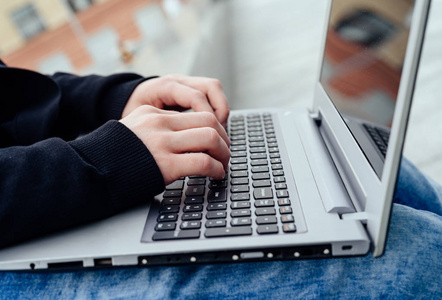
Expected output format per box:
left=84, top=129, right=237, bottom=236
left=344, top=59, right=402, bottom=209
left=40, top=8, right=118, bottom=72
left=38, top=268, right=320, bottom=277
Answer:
left=1, top=159, right=441, bottom=299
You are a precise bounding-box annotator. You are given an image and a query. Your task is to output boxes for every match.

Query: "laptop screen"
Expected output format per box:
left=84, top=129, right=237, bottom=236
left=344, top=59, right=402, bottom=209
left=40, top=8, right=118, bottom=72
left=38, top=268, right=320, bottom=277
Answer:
left=319, top=0, right=415, bottom=178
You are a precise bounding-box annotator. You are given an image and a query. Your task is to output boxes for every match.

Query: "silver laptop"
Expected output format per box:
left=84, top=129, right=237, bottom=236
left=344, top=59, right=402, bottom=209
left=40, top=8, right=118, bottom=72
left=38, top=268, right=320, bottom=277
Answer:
left=0, top=0, right=430, bottom=270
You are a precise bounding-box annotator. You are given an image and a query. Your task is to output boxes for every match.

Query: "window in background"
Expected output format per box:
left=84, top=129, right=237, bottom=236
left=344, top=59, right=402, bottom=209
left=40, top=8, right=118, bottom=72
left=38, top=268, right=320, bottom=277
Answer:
left=68, top=0, right=94, bottom=13
left=11, top=4, right=46, bottom=41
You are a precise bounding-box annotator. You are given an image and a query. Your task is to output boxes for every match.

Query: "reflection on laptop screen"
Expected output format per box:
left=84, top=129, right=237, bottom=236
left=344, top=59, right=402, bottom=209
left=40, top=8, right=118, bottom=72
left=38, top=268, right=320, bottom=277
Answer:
left=320, top=0, right=415, bottom=178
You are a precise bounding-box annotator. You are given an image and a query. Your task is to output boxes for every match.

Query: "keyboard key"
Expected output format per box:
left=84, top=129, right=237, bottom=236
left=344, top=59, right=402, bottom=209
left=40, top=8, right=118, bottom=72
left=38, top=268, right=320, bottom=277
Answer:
left=250, top=147, right=266, bottom=153
left=276, top=190, right=289, bottom=198
left=184, top=196, right=204, bottom=205
left=251, top=159, right=268, bottom=166
left=231, top=171, right=248, bottom=178
left=185, top=186, right=205, bottom=196
left=165, top=180, right=184, bottom=190
left=157, top=214, right=178, bottom=222
left=250, top=153, right=267, bottom=160
left=248, top=132, right=264, bottom=138
left=272, top=164, right=283, bottom=170
left=231, top=157, right=247, bottom=164
left=279, top=207, right=293, bottom=214
left=155, top=222, right=176, bottom=231
left=162, top=198, right=181, bottom=206
left=206, top=211, right=227, bottom=219
left=270, top=158, right=282, bottom=164
left=252, top=173, right=270, bottom=180
left=207, top=189, right=227, bottom=202
left=255, top=207, right=276, bottom=216
left=231, top=201, right=251, bottom=209
left=231, top=209, right=251, bottom=217
left=273, top=170, right=284, bottom=176
left=251, top=166, right=269, bottom=173
left=281, top=215, right=295, bottom=223
left=231, top=135, right=246, bottom=141
left=205, top=227, right=253, bottom=238
left=207, top=203, right=227, bottom=211
left=231, top=217, right=252, bottom=226
left=181, top=221, right=201, bottom=230
left=256, top=216, right=277, bottom=225
left=209, top=181, right=227, bottom=189
left=249, top=137, right=264, bottom=143
left=255, top=199, right=275, bottom=207
left=253, top=187, right=273, bottom=199
left=231, top=151, right=247, bottom=158
left=230, top=130, right=245, bottom=136
left=278, top=198, right=291, bottom=206
left=187, top=178, right=206, bottom=186
left=248, top=126, right=262, bottom=132
left=282, top=223, right=297, bottom=233
left=183, top=204, right=203, bottom=212
left=231, top=178, right=249, bottom=185
left=269, top=153, right=280, bottom=159
left=206, top=220, right=227, bottom=228
left=252, top=180, right=271, bottom=188
left=257, top=225, right=279, bottom=234
left=152, top=230, right=200, bottom=241
left=160, top=206, right=180, bottom=214
left=163, top=190, right=182, bottom=198
left=274, top=176, right=286, bottom=183
left=231, top=139, right=246, bottom=146
left=275, top=183, right=287, bottom=190
left=231, top=146, right=247, bottom=152
left=231, top=185, right=249, bottom=193
left=231, top=193, right=250, bottom=201
left=230, top=164, right=248, bottom=171
left=249, top=142, right=265, bottom=148
left=182, top=212, right=203, bottom=220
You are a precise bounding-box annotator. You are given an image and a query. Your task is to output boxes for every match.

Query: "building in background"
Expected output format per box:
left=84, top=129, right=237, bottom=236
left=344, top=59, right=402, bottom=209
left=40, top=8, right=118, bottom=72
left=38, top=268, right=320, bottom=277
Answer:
left=0, top=0, right=164, bottom=73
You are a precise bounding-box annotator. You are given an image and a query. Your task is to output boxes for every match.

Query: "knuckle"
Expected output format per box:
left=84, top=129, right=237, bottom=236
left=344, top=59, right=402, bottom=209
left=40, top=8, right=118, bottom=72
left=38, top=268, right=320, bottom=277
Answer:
left=198, top=154, right=212, bottom=172
left=210, top=78, right=223, bottom=89
left=191, top=90, right=206, bottom=101
left=200, top=111, right=217, bottom=126
left=204, top=127, right=219, bottom=143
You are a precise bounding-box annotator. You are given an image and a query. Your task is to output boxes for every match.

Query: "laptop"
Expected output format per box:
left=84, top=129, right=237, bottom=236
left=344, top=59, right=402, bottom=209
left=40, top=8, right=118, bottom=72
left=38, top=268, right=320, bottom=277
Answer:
left=0, top=0, right=430, bottom=270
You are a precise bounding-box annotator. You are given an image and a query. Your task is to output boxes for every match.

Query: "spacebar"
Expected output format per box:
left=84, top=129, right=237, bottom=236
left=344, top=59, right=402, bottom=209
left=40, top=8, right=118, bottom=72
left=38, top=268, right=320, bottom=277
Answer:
left=152, top=230, right=200, bottom=241
left=205, top=227, right=252, bottom=238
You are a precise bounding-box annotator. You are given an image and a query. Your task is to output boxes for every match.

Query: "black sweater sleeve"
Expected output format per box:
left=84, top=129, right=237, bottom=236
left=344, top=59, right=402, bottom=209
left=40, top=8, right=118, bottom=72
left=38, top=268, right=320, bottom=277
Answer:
left=0, top=64, right=164, bottom=248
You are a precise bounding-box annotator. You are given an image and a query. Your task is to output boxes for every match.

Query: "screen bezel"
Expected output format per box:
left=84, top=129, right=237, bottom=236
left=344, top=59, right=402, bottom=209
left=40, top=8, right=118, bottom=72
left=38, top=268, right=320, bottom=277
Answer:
left=311, top=0, right=431, bottom=257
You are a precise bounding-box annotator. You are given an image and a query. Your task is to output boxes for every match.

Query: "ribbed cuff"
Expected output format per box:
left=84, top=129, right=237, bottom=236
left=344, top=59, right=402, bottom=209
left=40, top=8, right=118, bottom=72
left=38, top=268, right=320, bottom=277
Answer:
left=70, top=121, right=165, bottom=211
left=101, top=76, right=159, bottom=121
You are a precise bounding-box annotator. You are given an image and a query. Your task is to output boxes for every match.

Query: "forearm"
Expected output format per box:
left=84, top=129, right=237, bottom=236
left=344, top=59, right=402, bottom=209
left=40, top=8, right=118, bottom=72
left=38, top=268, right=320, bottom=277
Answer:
left=0, top=121, right=164, bottom=249
left=49, top=72, right=151, bottom=139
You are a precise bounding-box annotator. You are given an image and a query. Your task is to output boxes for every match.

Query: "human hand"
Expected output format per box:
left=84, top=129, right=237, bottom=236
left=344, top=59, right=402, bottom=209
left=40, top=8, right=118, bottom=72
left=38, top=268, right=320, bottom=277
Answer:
left=119, top=106, right=230, bottom=184
left=122, top=75, right=230, bottom=127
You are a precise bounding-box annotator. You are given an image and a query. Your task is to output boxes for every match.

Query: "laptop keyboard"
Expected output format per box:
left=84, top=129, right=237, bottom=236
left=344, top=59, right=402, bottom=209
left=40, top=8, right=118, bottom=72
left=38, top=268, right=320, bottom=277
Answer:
left=141, top=112, right=305, bottom=242
left=363, top=123, right=390, bottom=157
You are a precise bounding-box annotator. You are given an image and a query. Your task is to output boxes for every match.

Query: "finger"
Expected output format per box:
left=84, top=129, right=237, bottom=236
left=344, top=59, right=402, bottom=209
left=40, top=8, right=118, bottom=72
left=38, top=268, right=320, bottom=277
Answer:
left=134, top=105, right=180, bottom=116
left=169, top=127, right=230, bottom=170
left=174, top=76, right=230, bottom=125
left=163, top=83, right=216, bottom=116
left=170, top=153, right=226, bottom=181
left=165, top=112, right=230, bottom=147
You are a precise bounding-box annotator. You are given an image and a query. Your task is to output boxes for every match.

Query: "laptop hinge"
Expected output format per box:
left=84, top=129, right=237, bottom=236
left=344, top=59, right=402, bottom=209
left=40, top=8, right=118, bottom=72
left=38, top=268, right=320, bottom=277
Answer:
left=302, top=112, right=356, bottom=215
left=312, top=111, right=366, bottom=212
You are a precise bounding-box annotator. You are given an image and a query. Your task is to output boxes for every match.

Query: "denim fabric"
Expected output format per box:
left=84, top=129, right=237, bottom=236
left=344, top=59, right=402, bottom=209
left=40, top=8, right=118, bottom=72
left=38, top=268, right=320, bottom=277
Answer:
left=1, top=159, right=441, bottom=299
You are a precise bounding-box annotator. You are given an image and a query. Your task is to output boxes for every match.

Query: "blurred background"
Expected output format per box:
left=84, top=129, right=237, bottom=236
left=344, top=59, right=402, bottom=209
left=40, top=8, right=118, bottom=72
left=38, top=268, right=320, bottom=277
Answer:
left=1, top=0, right=441, bottom=184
